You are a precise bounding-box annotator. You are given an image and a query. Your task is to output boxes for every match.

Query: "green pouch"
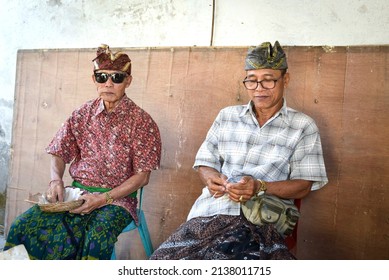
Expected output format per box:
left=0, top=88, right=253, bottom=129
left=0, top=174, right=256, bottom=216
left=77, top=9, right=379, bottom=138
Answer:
left=241, top=194, right=300, bottom=237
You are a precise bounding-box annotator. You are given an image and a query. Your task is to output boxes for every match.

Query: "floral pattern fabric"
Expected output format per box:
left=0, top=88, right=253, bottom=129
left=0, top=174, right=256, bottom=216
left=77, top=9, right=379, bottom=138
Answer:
left=46, top=95, right=162, bottom=221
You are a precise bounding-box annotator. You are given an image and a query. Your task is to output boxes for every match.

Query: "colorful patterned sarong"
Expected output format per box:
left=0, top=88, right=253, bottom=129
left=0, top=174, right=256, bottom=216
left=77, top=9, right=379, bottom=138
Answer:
left=150, top=214, right=296, bottom=260
left=4, top=204, right=132, bottom=260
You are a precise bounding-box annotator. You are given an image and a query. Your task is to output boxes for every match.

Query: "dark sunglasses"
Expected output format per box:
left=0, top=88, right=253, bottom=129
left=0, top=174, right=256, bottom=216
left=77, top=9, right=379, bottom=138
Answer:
left=94, top=72, right=128, bottom=84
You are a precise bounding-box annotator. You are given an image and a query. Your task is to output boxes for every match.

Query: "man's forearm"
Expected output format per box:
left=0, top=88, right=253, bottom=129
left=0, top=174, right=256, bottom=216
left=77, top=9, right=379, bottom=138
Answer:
left=108, top=171, right=151, bottom=200
left=197, top=166, right=221, bottom=186
left=50, top=154, right=66, bottom=180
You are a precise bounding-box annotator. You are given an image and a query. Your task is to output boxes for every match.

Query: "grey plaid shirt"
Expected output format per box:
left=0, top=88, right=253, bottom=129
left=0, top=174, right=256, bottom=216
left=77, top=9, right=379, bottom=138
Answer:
left=187, top=99, right=328, bottom=220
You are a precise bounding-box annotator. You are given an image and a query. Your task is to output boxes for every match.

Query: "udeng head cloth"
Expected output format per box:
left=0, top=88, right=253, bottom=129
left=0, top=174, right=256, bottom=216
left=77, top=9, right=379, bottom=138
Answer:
left=92, top=44, right=132, bottom=75
left=244, top=41, right=288, bottom=71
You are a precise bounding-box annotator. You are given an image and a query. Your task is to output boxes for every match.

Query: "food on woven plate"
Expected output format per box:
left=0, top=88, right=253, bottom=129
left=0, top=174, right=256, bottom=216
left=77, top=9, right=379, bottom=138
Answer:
left=25, top=187, right=84, bottom=213
left=38, top=199, right=84, bottom=213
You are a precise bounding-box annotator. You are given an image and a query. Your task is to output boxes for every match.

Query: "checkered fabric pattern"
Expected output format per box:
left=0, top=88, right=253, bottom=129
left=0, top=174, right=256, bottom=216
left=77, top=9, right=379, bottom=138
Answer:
left=187, top=99, right=328, bottom=220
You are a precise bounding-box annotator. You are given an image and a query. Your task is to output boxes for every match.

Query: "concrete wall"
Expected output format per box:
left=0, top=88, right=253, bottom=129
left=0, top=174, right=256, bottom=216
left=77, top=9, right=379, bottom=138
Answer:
left=0, top=0, right=387, bottom=205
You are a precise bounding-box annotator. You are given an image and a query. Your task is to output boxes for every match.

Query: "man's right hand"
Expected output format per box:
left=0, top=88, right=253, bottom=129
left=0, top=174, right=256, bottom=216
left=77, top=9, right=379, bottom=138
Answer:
left=46, top=179, right=65, bottom=203
left=197, top=166, right=228, bottom=198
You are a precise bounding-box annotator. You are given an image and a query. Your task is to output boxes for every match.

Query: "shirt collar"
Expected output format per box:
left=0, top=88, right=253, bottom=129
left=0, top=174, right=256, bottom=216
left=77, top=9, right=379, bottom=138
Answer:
left=94, top=94, right=129, bottom=117
left=240, top=98, right=290, bottom=125
left=95, top=99, right=105, bottom=116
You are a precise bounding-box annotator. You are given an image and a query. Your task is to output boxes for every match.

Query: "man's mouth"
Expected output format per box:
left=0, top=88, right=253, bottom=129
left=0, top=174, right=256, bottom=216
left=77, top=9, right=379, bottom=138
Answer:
left=254, top=95, right=268, bottom=99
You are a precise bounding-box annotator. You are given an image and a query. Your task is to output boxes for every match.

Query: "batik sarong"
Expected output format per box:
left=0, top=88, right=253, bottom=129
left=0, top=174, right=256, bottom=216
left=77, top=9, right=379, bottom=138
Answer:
left=150, top=214, right=296, bottom=260
left=4, top=204, right=132, bottom=260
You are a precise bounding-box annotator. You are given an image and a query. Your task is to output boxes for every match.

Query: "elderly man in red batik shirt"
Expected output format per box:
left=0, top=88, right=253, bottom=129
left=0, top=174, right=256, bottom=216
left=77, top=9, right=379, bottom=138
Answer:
left=4, top=44, right=162, bottom=260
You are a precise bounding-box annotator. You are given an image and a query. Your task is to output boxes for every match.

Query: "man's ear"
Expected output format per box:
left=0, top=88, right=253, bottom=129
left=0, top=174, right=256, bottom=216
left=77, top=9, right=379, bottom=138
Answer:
left=125, top=75, right=133, bottom=88
left=91, top=73, right=96, bottom=83
left=283, top=72, right=290, bottom=88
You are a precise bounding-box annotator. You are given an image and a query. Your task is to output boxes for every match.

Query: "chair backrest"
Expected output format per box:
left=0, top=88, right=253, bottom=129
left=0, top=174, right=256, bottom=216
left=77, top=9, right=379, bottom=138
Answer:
left=137, top=187, right=144, bottom=213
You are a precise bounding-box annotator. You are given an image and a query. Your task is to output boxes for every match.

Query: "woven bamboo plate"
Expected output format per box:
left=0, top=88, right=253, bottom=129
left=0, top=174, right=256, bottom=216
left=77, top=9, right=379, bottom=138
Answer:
left=38, top=200, right=84, bottom=213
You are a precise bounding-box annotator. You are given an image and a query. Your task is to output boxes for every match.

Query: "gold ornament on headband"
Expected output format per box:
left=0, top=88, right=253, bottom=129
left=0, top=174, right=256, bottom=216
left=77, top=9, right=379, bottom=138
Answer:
left=245, top=41, right=288, bottom=71
left=92, top=44, right=132, bottom=75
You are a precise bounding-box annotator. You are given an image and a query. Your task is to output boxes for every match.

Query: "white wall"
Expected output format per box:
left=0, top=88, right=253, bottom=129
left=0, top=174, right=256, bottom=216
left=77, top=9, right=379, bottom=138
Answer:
left=0, top=0, right=388, bottom=193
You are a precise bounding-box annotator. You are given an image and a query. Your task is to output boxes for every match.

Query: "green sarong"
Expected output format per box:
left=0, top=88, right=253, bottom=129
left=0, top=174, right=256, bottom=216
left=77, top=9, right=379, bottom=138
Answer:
left=4, top=202, right=132, bottom=259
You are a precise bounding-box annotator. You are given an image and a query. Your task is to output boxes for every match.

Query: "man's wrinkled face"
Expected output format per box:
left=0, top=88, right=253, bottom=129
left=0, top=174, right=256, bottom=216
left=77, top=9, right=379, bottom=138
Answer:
left=92, top=70, right=132, bottom=105
left=244, top=68, right=289, bottom=111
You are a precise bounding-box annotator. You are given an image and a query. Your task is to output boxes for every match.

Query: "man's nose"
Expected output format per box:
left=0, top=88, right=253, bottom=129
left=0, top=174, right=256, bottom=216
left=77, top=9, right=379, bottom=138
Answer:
left=255, top=83, right=265, bottom=91
left=104, top=77, right=114, bottom=86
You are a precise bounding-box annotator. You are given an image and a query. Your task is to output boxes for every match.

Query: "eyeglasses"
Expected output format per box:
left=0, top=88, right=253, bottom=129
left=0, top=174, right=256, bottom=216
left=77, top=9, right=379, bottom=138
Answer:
left=242, top=77, right=282, bottom=90
left=94, top=72, right=128, bottom=84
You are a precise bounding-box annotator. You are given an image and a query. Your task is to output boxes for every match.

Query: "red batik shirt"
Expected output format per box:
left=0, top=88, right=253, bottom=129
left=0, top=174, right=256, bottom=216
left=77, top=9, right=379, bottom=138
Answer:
left=46, top=95, right=162, bottom=222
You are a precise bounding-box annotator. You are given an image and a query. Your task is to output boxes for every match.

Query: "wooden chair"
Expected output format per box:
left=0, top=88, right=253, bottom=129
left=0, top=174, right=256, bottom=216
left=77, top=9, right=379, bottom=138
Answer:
left=110, top=187, right=153, bottom=259
left=285, top=199, right=301, bottom=251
